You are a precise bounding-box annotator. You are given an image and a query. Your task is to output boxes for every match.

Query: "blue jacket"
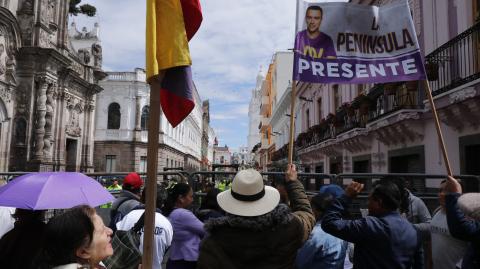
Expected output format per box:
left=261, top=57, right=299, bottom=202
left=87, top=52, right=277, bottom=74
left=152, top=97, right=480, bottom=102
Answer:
left=445, top=193, right=480, bottom=269
left=296, top=221, right=347, bottom=269
left=321, top=195, right=418, bottom=269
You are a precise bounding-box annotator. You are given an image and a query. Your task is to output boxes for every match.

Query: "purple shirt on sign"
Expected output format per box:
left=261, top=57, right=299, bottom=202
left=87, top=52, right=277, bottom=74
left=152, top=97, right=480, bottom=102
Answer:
left=295, top=30, right=337, bottom=59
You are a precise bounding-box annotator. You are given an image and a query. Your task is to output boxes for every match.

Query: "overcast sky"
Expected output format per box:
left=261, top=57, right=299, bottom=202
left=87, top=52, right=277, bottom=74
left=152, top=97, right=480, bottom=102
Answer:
left=74, top=0, right=298, bottom=150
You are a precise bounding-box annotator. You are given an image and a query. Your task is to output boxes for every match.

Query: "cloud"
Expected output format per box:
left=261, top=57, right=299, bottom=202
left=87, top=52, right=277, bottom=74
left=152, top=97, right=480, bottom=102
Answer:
left=74, top=0, right=296, bottom=148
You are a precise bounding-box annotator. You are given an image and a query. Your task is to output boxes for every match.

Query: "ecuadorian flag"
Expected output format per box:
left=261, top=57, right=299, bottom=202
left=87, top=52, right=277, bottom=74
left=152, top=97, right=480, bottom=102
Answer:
left=146, top=0, right=202, bottom=127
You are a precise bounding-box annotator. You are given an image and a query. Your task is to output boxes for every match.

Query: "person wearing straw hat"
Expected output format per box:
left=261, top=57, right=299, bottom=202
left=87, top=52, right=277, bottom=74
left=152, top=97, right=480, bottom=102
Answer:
left=197, top=164, right=315, bottom=269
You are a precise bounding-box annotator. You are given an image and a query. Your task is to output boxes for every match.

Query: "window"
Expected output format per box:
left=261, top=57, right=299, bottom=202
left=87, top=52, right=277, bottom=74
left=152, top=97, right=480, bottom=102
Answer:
left=306, top=109, right=310, bottom=129
left=106, top=155, right=116, bottom=172
left=107, top=103, right=121, bottom=129
left=317, top=98, right=322, bottom=121
left=220, top=156, right=225, bottom=164
left=141, top=106, right=149, bottom=130
left=333, top=85, right=341, bottom=111
left=170, top=159, right=174, bottom=167
left=140, top=156, right=147, bottom=173
left=15, top=118, right=27, bottom=145
left=166, top=158, right=169, bottom=167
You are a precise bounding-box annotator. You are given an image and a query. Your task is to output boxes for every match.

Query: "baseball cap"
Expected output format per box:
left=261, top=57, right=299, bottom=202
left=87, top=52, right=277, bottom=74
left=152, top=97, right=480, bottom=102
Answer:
left=123, top=172, right=143, bottom=189
left=319, top=184, right=345, bottom=198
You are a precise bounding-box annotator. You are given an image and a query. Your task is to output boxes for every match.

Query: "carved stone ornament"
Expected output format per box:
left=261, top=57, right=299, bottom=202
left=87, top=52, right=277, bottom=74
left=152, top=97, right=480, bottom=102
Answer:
left=0, top=85, right=12, bottom=103
left=19, top=0, right=34, bottom=14
left=66, top=111, right=81, bottom=137
left=15, top=81, right=30, bottom=114
left=397, top=112, right=420, bottom=121
left=18, top=14, right=34, bottom=45
left=39, top=29, right=51, bottom=48
left=91, top=43, right=102, bottom=67
left=449, top=88, right=477, bottom=104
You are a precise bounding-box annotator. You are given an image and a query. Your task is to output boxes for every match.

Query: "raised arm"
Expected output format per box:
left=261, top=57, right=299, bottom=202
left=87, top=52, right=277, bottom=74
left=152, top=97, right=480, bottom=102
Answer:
left=444, top=176, right=480, bottom=241
left=285, top=164, right=315, bottom=242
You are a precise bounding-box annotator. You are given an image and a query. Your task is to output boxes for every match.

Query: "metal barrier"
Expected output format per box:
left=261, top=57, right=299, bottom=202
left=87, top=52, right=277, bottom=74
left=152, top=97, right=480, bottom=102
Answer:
left=1, top=171, right=479, bottom=220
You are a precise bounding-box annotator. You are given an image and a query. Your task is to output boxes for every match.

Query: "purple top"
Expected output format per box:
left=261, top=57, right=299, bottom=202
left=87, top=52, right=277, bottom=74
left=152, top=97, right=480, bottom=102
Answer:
left=294, top=30, right=337, bottom=59
left=168, top=208, right=205, bottom=261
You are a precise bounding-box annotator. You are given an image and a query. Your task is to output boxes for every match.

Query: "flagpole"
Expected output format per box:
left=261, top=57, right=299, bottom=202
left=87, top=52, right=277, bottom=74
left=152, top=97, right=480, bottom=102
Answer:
left=288, top=81, right=297, bottom=164
left=143, top=74, right=163, bottom=269
left=423, top=79, right=453, bottom=176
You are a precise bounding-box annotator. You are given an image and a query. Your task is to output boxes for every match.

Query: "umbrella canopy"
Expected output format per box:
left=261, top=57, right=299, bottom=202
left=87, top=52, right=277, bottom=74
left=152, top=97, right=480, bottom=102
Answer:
left=0, top=172, right=114, bottom=210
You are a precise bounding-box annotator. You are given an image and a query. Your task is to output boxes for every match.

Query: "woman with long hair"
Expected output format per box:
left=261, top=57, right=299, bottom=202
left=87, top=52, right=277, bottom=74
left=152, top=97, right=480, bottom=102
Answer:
left=40, top=205, right=113, bottom=269
left=163, top=183, right=205, bottom=269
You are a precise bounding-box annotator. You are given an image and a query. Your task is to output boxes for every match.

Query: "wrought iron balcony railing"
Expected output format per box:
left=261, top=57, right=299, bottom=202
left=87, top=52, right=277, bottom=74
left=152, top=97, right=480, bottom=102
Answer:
left=425, top=22, right=480, bottom=96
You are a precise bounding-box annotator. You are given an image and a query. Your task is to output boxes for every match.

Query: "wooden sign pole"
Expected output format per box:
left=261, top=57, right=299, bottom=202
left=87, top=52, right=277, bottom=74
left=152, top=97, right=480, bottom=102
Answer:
left=423, top=80, right=453, bottom=176
left=142, top=74, right=163, bottom=269
left=288, top=81, right=297, bottom=164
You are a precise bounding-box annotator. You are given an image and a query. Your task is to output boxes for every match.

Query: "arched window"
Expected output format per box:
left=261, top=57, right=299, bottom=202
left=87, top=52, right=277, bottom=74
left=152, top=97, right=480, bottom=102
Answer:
left=107, top=103, right=121, bottom=129
left=141, top=106, right=149, bottom=130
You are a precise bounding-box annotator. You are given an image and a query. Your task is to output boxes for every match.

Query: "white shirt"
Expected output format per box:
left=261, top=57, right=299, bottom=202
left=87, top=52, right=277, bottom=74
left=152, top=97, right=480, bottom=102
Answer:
left=0, top=206, right=15, bottom=238
left=430, top=209, right=468, bottom=269
left=116, top=209, right=173, bottom=269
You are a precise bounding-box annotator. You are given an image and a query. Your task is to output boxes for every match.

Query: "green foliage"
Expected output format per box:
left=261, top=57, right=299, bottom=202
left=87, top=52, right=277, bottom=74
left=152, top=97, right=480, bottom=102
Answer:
left=69, top=0, right=96, bottom=17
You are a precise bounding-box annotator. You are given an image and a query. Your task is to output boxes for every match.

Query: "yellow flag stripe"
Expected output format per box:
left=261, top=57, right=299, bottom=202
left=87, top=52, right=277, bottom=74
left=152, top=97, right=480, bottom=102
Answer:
left=146, top=0, right=192, bottom=79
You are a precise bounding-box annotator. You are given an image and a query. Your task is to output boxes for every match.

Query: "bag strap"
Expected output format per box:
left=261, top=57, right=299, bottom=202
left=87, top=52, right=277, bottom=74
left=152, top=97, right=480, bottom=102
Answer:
left=112, top=196, right=131, bottom=211
left=132, top=211, right=146, bottom=233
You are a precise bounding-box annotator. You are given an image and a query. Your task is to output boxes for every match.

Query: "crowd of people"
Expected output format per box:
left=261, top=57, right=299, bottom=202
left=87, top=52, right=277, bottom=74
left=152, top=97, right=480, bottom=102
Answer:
left=0, top=167, right=478, bottom=269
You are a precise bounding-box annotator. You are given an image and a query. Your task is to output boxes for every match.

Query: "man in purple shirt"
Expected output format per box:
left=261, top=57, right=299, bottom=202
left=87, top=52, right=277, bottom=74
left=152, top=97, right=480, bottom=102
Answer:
left=295, top=5, right=336, bottom=59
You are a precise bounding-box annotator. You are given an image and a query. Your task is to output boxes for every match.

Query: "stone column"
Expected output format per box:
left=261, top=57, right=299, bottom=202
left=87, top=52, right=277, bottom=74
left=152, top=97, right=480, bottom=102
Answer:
left=43, top=82, right=57, bottom=161
left=34, top=76, right=49, bottom=160
left=134, top=95, right=142, bottom=141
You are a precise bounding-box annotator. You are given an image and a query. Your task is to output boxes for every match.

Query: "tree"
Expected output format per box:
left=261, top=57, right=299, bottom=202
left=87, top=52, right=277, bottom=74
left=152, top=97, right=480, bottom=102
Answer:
left=69, top=0, right=96, bottom=17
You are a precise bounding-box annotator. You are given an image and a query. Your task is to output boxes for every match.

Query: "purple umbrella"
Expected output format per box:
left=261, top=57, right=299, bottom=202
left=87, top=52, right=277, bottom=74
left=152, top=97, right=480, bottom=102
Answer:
left=0, top=172, right=114, bottom=209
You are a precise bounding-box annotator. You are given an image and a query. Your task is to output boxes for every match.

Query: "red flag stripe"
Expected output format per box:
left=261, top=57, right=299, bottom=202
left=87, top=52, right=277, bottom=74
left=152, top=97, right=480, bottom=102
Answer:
left=180, top=0, right=202, bottom=41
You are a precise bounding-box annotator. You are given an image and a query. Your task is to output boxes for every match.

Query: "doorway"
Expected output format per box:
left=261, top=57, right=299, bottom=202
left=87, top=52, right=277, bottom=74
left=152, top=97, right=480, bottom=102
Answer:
left=65, top=139, right=78, bottom=172
left=389, top=146, right=425, bottom=192
left=460, top=134, right=480, bottom=192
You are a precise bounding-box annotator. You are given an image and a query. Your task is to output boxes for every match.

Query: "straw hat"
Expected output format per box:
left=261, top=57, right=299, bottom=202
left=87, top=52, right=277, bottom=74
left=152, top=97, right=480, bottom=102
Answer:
left=217, top=169, right=280, bottom=217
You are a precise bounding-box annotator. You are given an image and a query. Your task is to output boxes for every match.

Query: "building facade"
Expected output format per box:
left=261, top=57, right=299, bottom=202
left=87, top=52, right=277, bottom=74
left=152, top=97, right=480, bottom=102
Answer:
left=247, top=69, right=263, bottom=162
left=0, top=1, right=105, bottom=172
left=258, top=51, right=293, bottom=170
left=94, top=68, right=204, bottom=173
left=284, top=0, right=480, bottom=191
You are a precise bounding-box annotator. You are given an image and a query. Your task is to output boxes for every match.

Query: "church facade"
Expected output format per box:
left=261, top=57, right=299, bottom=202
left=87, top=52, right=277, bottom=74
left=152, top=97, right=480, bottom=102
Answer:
left=0, top=0, right=105, bottom=172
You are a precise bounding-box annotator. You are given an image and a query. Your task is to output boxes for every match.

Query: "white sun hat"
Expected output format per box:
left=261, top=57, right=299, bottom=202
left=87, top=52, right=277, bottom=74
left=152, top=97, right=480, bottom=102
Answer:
left=217, top=169, right=280, bottom=217
left=458, top=193, right=480, bottom=220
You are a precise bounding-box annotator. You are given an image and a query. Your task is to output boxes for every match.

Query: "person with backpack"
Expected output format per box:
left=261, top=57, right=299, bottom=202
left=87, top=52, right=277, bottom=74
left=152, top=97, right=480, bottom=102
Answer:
left=116, top=185, right=173, bottom=269
left=109, top=172, right=144, bottom=230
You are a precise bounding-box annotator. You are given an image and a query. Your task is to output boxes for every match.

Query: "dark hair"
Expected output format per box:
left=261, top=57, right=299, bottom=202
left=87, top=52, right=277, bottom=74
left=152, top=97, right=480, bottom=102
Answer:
left=12, top=209, right=45, bottom=223
left=306, top=5, right=323, bottom=16
left=310, top=193, right=334, bottom=215
left=371, top=179, right=401, bottom=211
left=162, top=183, right=192, bottom=217
left=141, top=184, right=167, bottom=209
left=200, top=188, right=221, bottom=211
left=41, top=205, right=96, bottom=267
left=384, top=177, right=410, bottom=214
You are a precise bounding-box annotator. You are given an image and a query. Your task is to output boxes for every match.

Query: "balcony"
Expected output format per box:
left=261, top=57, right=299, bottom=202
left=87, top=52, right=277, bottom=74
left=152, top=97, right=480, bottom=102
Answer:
left=425, top=22, right=480, bottom=96
left=296, top=121, right=332, bottom=151
left=271, top=144, right=288, bottom=162
left=261, top=138, right=269, bottom=150
left=259, top=117, right=270, bottom=131
left=367, top=82, right=423, bottom=123
left=295, top=83, right=424, bottom=153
